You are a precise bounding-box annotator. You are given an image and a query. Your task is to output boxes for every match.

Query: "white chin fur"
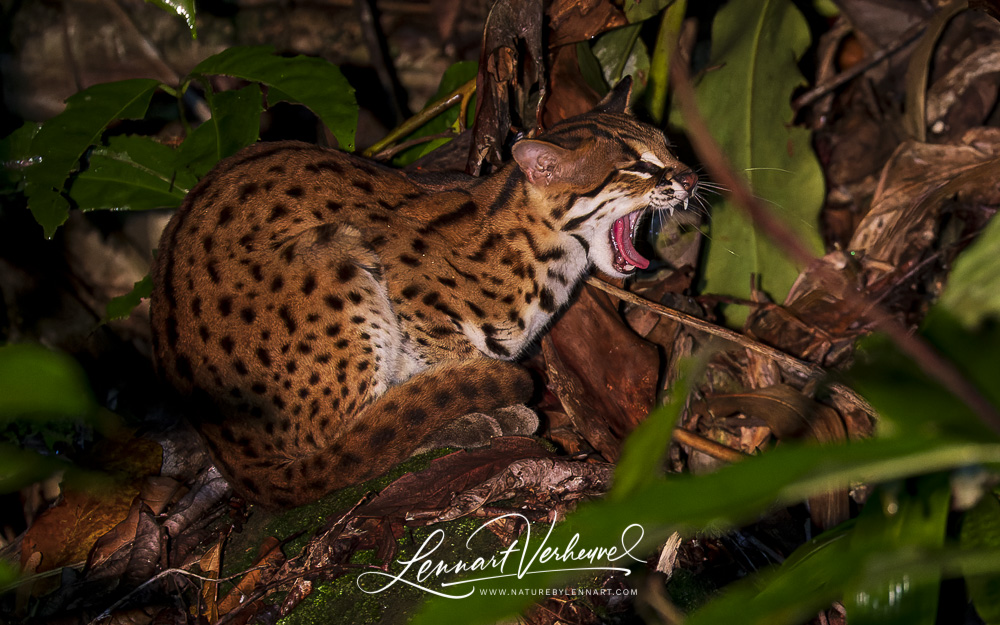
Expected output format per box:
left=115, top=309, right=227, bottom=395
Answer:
left=590, top=243, right=630, bottom=278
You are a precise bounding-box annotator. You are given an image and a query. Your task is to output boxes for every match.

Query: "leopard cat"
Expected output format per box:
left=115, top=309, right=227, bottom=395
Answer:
left=150, top=80, right=698, bottom=507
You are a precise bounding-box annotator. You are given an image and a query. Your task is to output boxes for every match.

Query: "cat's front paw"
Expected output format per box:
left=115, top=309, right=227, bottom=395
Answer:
left=489, top=404, right=539, bottom=436
left=414, top=405, right=538, bottom=454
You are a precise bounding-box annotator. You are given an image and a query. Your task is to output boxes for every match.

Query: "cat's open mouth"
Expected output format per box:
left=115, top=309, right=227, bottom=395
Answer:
left=610, top=210, right=649, bottom=273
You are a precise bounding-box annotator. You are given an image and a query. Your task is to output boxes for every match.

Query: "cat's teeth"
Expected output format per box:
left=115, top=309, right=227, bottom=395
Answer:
left=611, top=212, right=649, bottom=271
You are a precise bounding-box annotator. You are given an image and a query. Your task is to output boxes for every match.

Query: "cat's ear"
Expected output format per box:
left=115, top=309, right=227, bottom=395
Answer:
left=594, top=76, right=633, bottom=115
left=512, top=139, right=577, bottom=187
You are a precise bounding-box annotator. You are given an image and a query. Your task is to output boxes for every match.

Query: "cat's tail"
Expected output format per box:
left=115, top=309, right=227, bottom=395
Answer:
left=206, top=359, right=534, bottom=508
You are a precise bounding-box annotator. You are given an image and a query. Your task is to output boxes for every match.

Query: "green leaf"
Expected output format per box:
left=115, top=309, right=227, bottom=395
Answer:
left=68, top=135, right=196, bottom=212
left=937, top=212, right=1000, bottom=328
left=844, top=477, right=950, bottom=625
left=392, top=61, right=479, bottom=166
left=0, top=122, right=40, bottom=192
left=592, top=24, right=650, bottom=97
left=624, top=0, right=671, bottom=22
left=24, top=78, right=161, bottom=237
left=412, top=435, right=1000, bottom=624
left=192, top=46, right=357, bottom=151
left=681, top=0, right=824, bottom=324
left=687, top=541, right=1000, bottom=625
left=962, top=492, right=1000, bottom=623
left=0, top=559, right=17, bottom=589
left=176, top=83, right=263, bottom=177
left=0, top=443, right=70, bottom=494
left=0, top=344, right=95, bottom=421
left=146, top=0, right=196, bottom=36
left=850, top=323, right=1000, bottom=440
left=105, top=274, right=153, bottom=322
left=576, top=41, right=608, bottom=95
left=919, top=309, right=1000, bottom=410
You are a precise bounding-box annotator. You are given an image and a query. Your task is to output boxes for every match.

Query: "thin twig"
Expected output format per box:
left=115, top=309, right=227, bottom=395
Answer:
left=371, top=131, right=459, bottom=161
left=792, top=20, right=926, bottom=112
left=585, top=276, right=821, bottom=378
left=364, top=79, right=477, bottom=158
left=87, top=565, right=267, bottom=625
left=672, top=427, right=746, bottom=463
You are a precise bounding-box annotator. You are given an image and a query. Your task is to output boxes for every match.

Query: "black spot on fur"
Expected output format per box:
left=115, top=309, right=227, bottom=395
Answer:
left=539, top=288, right=556, bottom=313
left=404, top=408, right=428, bottom=425
left=301, top=274, right=317, bottom=295
left=338, top=263, right=357, bottom=282
left=278, top=306, right=297, bottom=334
left=256, top=347, right=271, bottom=367
left=325, top=295, right=344, bottom=310
left=175, top=354, right=193, bottom=380
left=370, top=426, right=396, bottom=447
left=267, top=204, right=288, bottom=222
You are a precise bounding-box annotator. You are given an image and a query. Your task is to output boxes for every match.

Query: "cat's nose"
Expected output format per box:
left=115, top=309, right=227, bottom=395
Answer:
left=675, top=170, right=698, bottom=193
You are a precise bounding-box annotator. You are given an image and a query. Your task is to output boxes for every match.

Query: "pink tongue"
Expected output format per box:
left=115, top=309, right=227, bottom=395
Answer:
left=612, top=215, right=649, bottom=270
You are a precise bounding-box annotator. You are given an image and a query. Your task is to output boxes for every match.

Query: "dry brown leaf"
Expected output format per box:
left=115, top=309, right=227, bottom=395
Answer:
left=850, top=136, right=1000, bottom=266
left=217, top=536, right=284, bottom=617
left=545, top=284, right=659, bottom=458
left=86, top=497, right=143, bottom=573
left=199, top=540, right=222, bottom=622
left=139, top=476, right=183, bottom=515
left=22, top=486, right=134, bottom=574
left=468, top=0, right=545, bottom=174
left=359, top=436, right=552, bottom=518
left=692, top=384, right=849, bottom=528
left=546, top=0, right=627, bottom=47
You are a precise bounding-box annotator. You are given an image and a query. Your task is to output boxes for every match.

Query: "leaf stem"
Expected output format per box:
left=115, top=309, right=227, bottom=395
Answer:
left=363, top=79, right=477, bottom=159
left=646, top=0, right=687, bottom=124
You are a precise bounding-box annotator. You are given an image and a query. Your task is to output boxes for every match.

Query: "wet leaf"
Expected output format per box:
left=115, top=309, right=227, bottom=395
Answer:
left=22, top=434, right=164, bottom=573
left=147, top=0, right=196, bottom=36
left=359, top=437, right=551, bottom=518
left=547, top=0, right=627, bottom=47
left=24, top=79, right=161, bottom=237
left=0, top=122, right=40, bottom=192
left=69, top=136, right=197, bottom=212
left=468, top=0, right=545, bottom=174
left=192, top=47, right=357, bottom=151
left=844, top=476, right=951, bottom=625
